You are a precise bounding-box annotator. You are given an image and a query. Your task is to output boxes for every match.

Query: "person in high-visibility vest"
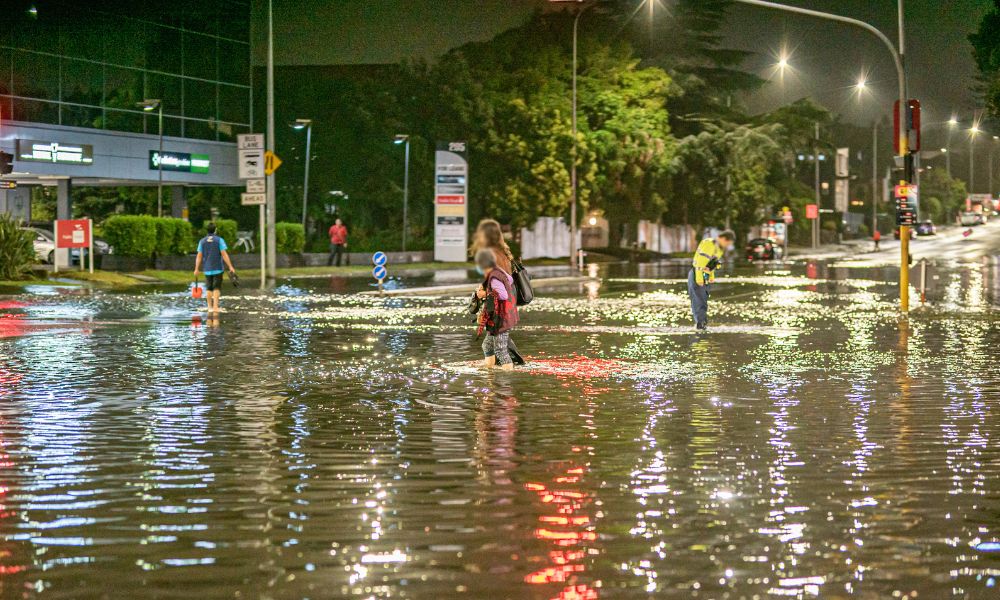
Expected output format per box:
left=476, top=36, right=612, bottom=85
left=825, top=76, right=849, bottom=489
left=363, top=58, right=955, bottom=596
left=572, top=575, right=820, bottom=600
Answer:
left=688, top=230, right=736, bottom=330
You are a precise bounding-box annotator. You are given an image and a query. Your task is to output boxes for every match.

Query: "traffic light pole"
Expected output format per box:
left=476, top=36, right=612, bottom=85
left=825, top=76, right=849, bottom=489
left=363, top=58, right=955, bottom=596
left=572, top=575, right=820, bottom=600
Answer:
left=731, top=0, right=909, bottom=311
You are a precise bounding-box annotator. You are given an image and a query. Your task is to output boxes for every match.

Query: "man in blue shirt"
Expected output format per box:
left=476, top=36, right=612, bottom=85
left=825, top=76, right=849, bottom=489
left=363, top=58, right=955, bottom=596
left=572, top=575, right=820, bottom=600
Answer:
left=193, top=223, right=237, bottom=313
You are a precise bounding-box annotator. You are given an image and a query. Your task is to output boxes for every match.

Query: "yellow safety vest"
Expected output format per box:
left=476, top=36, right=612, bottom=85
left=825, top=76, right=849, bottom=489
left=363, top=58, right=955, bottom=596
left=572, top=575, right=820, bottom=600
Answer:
left=692, top=238, right=724, bottom=283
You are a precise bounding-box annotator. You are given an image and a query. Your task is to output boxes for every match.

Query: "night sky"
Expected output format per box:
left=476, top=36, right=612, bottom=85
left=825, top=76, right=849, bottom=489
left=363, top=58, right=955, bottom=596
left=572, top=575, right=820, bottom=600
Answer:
left=254, top=0, right=991, bottom=133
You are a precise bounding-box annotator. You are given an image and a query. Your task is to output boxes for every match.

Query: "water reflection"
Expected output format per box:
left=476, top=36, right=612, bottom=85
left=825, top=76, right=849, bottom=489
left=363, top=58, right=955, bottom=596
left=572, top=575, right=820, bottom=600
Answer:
left=0, top=263, right=998, bottom=597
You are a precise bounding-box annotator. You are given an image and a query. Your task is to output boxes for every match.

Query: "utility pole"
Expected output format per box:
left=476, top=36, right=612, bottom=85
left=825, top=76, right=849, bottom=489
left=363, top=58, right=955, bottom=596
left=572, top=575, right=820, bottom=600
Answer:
left=872, top=121, right=878, bottom=234
left=814, top=122, right=820, bottom=249
left=265, top=0, right=277, bottom=280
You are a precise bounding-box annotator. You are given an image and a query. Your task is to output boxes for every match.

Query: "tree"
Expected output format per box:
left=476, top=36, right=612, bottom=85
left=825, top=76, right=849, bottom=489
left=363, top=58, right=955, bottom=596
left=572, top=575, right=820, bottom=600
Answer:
left=919, top=168, right=967, bottom=223
left=970, top=2, right=1000, bottom=123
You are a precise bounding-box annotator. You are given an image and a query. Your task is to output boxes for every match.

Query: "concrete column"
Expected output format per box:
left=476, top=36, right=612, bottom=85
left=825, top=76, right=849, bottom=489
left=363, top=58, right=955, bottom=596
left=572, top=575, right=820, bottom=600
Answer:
left=171, top=186, right=188, bottom=220
left=0, top=187, right=32, bottom=222
left=55, top=179, right=73, bottom=268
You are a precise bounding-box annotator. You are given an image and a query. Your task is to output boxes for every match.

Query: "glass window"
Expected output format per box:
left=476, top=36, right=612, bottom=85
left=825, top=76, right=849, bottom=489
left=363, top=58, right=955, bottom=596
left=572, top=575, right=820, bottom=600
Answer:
left=104, top=19, right=146, bottom=69
left=104, top=66, right=142, bottom=110
left=184, top=32, right=218, bottom=81
left=11, top=49, right=60, bottom=101
left=0, top=47, right=12, bottom=98
left=101, top=107, right=144, bottom=135
left=59, top=17, right=107, bottom=63
left=57, top=102, right=100, bottom=129
left=144, top=73, right=182, bottom=118
left=218, top=40, right=248, bottom=85
left=146, top=25, right=182, bottom=77
left=218, top=84, right=248, bottom=126
left=61, top=59, right=104, bottom=107
left=184, top=79, right=217, bottom=123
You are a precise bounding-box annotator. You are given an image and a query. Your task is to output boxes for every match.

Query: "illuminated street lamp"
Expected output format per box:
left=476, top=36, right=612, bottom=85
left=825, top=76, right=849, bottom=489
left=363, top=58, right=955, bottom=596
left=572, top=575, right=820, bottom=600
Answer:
left=290, top=118, right=313, bottom=229
left=394, top=134, right=410, bottom=252
left=137, top=99, right=163, bottom=217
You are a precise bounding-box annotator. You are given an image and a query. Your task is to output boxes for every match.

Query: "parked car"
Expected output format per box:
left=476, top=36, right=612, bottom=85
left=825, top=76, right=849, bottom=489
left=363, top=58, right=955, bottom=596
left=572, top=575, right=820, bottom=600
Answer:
left=893, top=227, right=917, bottom=240
left=746, top=238, right=782, bottom=262
left=960, top=212, right=985, bottom=226
left=21, top=228, right=81, bottom=264
left=916, top=221, right=936, bottom=236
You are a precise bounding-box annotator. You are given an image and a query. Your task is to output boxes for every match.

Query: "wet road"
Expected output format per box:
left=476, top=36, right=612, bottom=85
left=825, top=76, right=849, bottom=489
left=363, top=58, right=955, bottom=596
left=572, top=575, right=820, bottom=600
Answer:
left=0, top=253, right=999, bottom=599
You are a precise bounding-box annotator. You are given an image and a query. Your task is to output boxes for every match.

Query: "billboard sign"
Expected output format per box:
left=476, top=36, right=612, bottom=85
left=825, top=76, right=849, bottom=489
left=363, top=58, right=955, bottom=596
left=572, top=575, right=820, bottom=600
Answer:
left=434, top=141, right=468, bottom=262
left=149, top=151, right=210, bottom=173
left=55, top=219, right=91, bottom=248
left=17, top=139, right=94, bottom=165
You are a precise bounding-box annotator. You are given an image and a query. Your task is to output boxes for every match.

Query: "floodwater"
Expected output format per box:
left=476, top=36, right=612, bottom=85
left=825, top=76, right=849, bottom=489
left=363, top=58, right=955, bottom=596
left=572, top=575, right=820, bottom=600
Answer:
left=1, top=259, right=999, bottom=599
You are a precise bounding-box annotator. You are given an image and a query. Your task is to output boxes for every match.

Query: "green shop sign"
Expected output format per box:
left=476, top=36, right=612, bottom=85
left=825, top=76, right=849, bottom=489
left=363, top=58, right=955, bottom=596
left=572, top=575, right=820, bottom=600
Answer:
left=149, top=151, right=210, bottom=173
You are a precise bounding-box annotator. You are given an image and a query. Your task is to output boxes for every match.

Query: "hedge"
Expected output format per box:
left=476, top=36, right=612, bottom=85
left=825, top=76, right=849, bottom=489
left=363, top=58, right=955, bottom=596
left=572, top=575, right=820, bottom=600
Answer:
left=275, top=222, right=305, bottom=254
left=103, top=216, right=194, bottom=258
left=200, top=219, right=238, bottom=250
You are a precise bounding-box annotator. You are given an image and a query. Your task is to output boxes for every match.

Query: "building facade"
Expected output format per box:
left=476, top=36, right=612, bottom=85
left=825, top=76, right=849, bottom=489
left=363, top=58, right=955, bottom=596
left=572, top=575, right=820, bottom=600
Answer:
left=0, top=0, right=250, bottom=227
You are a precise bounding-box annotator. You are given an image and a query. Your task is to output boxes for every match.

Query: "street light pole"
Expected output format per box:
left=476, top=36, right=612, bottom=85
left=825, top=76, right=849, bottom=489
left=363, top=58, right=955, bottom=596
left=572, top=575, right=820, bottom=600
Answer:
left=730, top=0, right=910, bottom=313
left=872, top=121, right=878, bottom=234
left=157, top=102, right=163, bottom=217
left=394, top=134, right=410, bottom=252
left=138, top=99, right=164, bottom=217
left=291, top=119, right=313, bottom=230
left=969, top=128, right=978, bottom=193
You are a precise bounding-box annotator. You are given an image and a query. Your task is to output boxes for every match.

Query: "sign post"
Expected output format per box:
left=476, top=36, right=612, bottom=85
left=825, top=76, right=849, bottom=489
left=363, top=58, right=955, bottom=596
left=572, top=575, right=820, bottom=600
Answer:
left=781, top=206, right=793, bottom=260
left=372, top=251, right=388, bottom=295
left=54, top=219, right=92, bottom=274
left=805, top=203, right=819, bottom=248
left=238, top=134, right=267, bottom=290
left=434, top=142, right=469, bottom=262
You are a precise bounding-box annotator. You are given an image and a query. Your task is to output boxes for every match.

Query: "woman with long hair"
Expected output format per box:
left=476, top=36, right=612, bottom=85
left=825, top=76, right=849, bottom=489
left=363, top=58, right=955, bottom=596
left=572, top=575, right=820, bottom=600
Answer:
left=470, top=219, right=524, bottom=366
left=471, top=219, right=514, bottom=275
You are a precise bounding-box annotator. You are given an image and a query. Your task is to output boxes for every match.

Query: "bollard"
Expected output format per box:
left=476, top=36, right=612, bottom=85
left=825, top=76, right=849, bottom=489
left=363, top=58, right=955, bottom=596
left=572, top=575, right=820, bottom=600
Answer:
left=919, top=258, right=927, bottom=305
left=577, top=248, right=586, bottom=271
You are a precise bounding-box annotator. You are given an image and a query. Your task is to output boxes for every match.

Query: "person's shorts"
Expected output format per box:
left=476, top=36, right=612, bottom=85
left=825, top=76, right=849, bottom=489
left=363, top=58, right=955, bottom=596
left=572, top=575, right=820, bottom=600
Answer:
left=204, top=273, right=224, bottom=291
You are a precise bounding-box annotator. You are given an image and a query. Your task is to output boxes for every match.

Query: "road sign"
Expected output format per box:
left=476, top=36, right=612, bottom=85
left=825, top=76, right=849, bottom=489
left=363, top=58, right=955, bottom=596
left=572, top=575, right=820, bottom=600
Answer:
left=237, top=133, right=265, bottom=150
left=783, top=212, right=793, bottom=224
left=241, top=193, right=266, bottom=206
left=239, top=149, right=264, bottom=179
left=372, top=265, right=387, bottom=280
left=372, top=251, right=387, bottom=266
left=0, top=180, right=16, bottom=189
left=245, top=178, right=266, bottom=193
left=264, top=151, right=282, bottom=175
left=805, top=204, right=819, bottom=219
left=55, top=219, right=91, bottom=248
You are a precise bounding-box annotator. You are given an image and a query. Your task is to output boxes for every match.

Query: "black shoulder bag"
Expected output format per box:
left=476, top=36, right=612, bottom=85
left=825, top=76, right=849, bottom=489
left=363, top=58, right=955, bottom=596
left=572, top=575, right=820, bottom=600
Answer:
left=511, top=259, right=534, bottom=306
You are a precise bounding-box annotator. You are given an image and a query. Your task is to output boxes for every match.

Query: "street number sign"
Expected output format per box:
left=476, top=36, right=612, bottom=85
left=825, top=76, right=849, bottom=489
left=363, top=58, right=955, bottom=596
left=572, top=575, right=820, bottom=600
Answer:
left=241, top=193, right=266, bottom=206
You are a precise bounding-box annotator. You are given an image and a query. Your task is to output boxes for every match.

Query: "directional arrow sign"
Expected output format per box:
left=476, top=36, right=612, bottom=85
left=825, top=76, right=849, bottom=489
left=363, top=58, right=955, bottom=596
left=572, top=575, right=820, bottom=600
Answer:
left=264, top=151, right=283, bottom=175
left=372, top=265, right=387, bottom=281
left=372, top=251, right=387, bottom=266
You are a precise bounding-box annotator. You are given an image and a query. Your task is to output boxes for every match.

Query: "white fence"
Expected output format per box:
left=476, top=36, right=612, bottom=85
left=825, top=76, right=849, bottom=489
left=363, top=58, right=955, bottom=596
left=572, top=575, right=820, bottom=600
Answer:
left=636, top=221, right=698, bottom=254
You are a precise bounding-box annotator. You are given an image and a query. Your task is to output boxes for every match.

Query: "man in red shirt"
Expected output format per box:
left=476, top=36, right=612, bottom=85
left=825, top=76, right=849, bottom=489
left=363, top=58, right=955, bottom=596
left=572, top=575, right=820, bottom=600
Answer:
left=328, top=218, right=348, bottom=266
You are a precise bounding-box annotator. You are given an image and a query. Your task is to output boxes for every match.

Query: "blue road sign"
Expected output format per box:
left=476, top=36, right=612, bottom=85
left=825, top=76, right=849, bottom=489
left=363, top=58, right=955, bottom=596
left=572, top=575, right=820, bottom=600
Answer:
left=372, top=265, right=387, bottom=280
left=372, top=251, right=387, bottom=266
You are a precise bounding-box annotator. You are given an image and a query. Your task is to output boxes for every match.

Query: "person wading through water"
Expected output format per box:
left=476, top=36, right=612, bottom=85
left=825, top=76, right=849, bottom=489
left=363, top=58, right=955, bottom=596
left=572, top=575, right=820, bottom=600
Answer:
left=471, top=219, right=525, bottom=365
left=475, top=249, right=519, bottom=370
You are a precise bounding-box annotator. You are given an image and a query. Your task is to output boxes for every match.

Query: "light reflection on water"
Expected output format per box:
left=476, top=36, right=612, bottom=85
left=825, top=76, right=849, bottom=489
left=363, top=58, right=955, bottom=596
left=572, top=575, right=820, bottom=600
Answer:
left=0, top=264, right=998, bottom=598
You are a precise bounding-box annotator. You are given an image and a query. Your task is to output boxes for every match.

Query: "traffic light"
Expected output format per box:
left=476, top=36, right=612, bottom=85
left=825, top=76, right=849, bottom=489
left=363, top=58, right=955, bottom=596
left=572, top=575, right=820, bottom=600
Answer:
left=0, top=151, right=12, bottom=175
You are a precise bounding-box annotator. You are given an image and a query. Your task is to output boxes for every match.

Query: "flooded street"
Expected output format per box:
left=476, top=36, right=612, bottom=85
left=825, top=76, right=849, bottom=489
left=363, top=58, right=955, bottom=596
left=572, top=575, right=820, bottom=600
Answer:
left=1, top=257, right=999, bottom=599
